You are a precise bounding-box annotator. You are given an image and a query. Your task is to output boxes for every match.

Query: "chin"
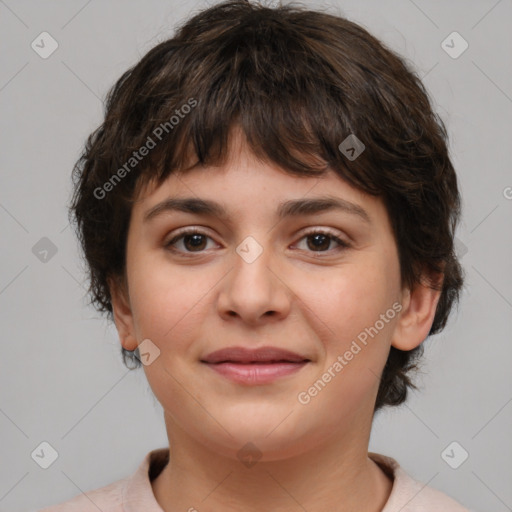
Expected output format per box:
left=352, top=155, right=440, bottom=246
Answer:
left=199, top=415, right=316, bottom=461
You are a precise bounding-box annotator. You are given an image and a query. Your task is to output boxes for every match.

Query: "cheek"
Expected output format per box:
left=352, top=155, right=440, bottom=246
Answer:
left=128, top=253, right=212, bottom=349
left=303, top=260, right=392, bottom=337
left=299, top=256, right=400, bottom=391
left=295, top=263, right=398, bottom=420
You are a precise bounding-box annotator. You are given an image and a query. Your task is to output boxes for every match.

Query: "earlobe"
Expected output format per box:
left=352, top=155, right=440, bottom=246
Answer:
left=108, top=275, right=139, bottom=352
left=391, top=271, right=443, bottom=352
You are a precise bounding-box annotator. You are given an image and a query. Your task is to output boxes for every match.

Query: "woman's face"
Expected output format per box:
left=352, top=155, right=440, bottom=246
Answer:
left=111, top=132, right=423, bottom=461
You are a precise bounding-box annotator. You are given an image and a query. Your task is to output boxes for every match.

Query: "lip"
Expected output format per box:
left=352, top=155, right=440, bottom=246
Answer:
left=200, top=346, right=311, bottom=385
left=204, top=361, right=309, bottom=385
left=201, top=346, right=310, bottom=364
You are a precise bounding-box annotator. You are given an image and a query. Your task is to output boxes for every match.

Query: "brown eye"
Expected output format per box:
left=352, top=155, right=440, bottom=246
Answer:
left=165, top=229, right=215, bottom=254
left=295, top=229, right=350, bottom=253
left=181, top=233, right=208, bottom=251
left=306, top=233, right=331, bottom=251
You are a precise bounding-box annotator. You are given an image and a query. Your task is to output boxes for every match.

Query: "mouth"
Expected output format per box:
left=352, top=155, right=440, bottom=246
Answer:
left=200, top=346, right=310, bottom=364
left=200, top=346, right=311, bottom=385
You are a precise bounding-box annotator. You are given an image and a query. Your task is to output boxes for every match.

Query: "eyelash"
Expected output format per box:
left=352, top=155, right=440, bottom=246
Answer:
left=164, top=227, right=350, bottom=256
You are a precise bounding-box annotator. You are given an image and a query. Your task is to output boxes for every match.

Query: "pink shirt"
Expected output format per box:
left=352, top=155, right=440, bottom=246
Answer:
left=39, top=448, right=471, bottom=511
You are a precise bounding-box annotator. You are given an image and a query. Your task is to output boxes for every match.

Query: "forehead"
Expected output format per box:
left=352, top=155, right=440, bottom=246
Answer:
left=131, top=131, right=387, bottom=228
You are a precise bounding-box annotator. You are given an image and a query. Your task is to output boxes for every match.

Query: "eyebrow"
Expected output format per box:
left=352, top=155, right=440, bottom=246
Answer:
left=143, top=196, right=372, bottom=225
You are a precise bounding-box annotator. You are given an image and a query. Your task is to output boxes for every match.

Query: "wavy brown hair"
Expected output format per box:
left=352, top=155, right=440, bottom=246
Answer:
left=69, top=0, right=465, bottom=413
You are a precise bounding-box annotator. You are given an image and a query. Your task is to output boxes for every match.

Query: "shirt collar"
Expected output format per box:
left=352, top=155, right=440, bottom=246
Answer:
left=122, top=448, right=407, bottom=511
left=122, top=448, right=169, bottom=511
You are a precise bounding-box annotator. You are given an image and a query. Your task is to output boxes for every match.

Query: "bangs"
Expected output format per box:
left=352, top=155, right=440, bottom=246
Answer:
left=130, top=67, right=354, bottom=199
left=111, top=7, right=397, bottom=202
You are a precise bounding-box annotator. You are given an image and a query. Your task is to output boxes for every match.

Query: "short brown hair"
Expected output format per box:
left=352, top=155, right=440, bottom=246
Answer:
left=69, top=0, right=465, bottom=413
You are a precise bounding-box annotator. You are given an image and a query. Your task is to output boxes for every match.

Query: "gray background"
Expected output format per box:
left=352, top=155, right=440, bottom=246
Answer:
left=0, top=0, right=511, bottom=510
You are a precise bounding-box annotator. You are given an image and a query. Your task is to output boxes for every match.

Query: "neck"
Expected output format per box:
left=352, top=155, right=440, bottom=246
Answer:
left=151, top=416, right=393, bottom=512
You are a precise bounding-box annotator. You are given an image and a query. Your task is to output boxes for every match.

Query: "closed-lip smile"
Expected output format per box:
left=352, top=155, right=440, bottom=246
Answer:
left=201, top=346, right=311, bottom=385
left=200, top=346, right=310, bottom=364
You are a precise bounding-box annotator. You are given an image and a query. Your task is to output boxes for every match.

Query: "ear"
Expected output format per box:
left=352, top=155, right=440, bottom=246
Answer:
left=108, top=275, right=138, bottom=352
left=391, top=268, right=444, bottom=351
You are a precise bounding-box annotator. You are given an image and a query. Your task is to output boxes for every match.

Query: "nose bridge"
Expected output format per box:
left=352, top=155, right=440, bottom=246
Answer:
left=218, top=233, right=290, bottom=323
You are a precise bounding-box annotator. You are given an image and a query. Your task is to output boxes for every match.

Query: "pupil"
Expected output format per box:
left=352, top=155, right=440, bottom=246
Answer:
left=186, top=234, right=206, bottom=250
left=309, top=234, right=329, bottom=251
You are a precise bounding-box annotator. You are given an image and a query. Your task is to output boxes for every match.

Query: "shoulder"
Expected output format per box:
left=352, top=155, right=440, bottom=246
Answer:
left=369, top=452, right=472, bottom=511
left=38, top=448, right=169, bottom=512
left=37, top=477, right=125, bottom=511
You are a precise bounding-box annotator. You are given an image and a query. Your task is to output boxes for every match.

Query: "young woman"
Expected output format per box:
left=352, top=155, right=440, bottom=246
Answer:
left=41, top=1, right=469, bottom=510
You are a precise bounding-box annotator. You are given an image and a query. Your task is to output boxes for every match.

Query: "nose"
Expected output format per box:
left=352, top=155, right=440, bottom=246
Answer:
left=217, top=239, right=291, bottom=326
